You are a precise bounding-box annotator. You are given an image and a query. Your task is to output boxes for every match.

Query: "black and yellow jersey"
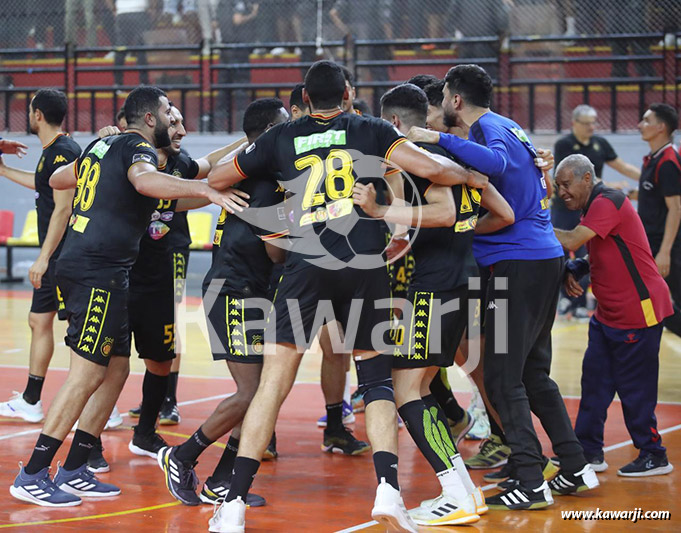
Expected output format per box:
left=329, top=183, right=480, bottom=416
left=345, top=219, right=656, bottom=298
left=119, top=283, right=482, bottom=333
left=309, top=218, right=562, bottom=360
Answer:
left=129, top=149, right=199, bottom=291
left=57, top=133, right=159, bottom=284
left=408, top=142, right=480, bottom=292
left=35, top=133, right=81, bottom=253
left=234, top=111, right=405, bottom=271
left=203, top=175, right=286, bottom=299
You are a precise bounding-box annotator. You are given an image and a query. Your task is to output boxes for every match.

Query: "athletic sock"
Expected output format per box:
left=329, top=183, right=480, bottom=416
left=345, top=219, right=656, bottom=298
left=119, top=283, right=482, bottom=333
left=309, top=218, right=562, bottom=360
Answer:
left=373, top=451, right=399, bottom=490
left=452, top=453, right=476, bottom=494
left=212, top=436, right=239, bottom=481
left=429, top=369, right=465, bottom=422
left=225, top=457, right=260, bottom=502
left=137, top=370, right=169, bottom=435
left=437, top=466, right=471, bottom=501
left=25, top=434, right=62, bottom=474
left=63, top=429, right=98, bottom=471
left=175, top=427, right=214, bottom=464
left=488, top=414, right=507, bottom=444
left=343, top=370, right=352, bottom=405
left=398, top=399, right=457, bottom=474
left=422, top=394, right=459, bottom=453
left=23, top=374, right=45, bottom=405
left=326, top=402, right=344, bottom=432
left=166, top=371, right=179, bottom=403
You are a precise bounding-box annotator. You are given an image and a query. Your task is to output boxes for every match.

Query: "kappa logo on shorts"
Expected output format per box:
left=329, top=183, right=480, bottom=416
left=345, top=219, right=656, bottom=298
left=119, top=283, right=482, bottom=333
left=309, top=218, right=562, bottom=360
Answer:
left=77, top=288, right=110, bottom=356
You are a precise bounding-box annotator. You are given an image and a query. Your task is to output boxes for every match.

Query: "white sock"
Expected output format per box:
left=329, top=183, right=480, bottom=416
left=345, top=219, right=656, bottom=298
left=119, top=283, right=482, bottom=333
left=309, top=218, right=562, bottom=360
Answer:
left=452, top=454, right=476, bottom=494
left=343, top=370, right=351, bottom=405
left=437, top=467, right=469, bottom=502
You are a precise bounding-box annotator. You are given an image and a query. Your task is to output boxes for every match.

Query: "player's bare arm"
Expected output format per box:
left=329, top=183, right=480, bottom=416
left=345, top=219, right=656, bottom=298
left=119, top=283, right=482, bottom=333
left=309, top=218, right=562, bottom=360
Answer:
left=554, top=224, right=597, bottom=251
left=49, top=160, right=77, bottom=190
left=29, top=186, right=75, bottom=289
left=194, top=137, right=249, bottom=179
left=0, top=155, right=36, bottom=189
left=0, top=139, right=28, bottom=157
left=206, top=143, right=250, bottom=190
left=475, top=182, right=515, bottom=234
left=655, top=195, right=681, bottom=278
left=128, top=161, right=247, bottom=214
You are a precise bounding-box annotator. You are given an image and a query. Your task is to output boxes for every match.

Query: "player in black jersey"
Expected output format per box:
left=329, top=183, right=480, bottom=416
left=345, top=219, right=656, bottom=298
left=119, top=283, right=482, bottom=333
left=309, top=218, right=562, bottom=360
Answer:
left=205, top=60, right=487, bottom=533
left=355, top=83, right=514, bottom=525
left=10, top=86, right=243, bottom=508
left=0, top=90, right=80, bottom=424
left=158, top=98, right=289, bottom=507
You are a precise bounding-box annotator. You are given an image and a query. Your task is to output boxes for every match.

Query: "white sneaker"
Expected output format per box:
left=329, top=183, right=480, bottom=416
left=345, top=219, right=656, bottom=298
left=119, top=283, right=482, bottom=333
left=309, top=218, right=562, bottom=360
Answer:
left=411, top=492, right=479, bottom=526
left=371, top=478, right=418, bottom=533
left=104, top=406, right=123, bottom=430
left=208, top=496, right=246, bottom=533
left=0, top=392, right=44, bottom=423
left=472, top=487, right=488, bottom=514
left=466, top=407, right=491, bottom=440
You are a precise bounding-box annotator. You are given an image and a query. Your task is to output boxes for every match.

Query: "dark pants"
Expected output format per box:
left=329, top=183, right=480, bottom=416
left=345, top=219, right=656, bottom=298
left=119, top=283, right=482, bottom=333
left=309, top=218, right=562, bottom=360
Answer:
left=114, top=12, right=150, bottom=85
left=650, top=241, right=681, bottom=337
left=552, top=205, right=588, bottom=310
left=575, top=316, right=665, bottom=459
left=484, top=257, right=585, bottom=486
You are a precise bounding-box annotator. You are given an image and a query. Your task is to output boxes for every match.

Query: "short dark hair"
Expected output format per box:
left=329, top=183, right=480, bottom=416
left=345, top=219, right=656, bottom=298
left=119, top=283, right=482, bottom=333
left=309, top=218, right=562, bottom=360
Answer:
left=304, top=60, right=346, bottom=109
left=380, top=83, right=428, bottom=126
left=444, top=64, right=493, bottom=108
left=290, top=83, right=307, bottom=110
left=243, top=98, right=285, bottom=139
left=116, top=106, right=126, bottom=122
left=649, top=103, right=678, bottom=136
left=406, top=74, right=440, bottom=91
left=424, top=80, right=445, bottom=107
left=340, top=65, right=355, bottom=87
left=353, top=98, right=372, bottom=116
left=31, top=89, right=67, bottom=126
left=124, top=86, right=167, bottom=126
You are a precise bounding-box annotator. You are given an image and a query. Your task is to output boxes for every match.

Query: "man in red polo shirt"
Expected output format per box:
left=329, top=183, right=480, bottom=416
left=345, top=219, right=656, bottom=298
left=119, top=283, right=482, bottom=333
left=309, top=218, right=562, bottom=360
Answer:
left=553, top=154, right=674, bottom=478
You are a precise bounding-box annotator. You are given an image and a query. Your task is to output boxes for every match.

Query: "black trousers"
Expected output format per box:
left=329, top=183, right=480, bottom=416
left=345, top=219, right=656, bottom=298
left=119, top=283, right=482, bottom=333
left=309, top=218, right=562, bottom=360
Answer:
left=651, top=241, right=681, bottom=338
left=483, top=257, right=585, bottom=486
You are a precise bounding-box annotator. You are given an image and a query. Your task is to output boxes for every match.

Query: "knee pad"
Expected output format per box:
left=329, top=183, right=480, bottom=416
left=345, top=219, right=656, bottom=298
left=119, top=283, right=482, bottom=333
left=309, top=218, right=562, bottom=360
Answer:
left=355, top=353, right=394, bottom=406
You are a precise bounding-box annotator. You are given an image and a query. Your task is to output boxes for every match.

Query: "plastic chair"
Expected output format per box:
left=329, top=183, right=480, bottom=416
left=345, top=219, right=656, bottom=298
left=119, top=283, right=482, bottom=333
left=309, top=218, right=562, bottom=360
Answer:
left=7, top=210, right=39, bottom=246
left=0, top=210, right=14, bottom=244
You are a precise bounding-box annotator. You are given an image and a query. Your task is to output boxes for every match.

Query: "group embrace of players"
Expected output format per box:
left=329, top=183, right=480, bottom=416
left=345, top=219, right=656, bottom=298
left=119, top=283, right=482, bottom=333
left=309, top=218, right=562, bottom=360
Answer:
left=2, top=60, right=605, bottom=533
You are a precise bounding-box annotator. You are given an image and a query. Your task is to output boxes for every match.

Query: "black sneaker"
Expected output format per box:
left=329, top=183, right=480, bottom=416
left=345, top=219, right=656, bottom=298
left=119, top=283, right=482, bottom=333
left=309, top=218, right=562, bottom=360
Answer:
left=549, top=464, right=599, bottom=495
left=87, top=439, right=110, bottom=473
left=617, top=453, right=674, bottom=477
left=128, top=404, right=141, bottom=418
left=199, top=476, right=266, bottom=507
left=487, top=480, right=554, bottom=510
left=157, top=446, right=200, bottom=506
left=129, top=427, right=168, bottom=459
left=322, top=427, right=371, bottom=455
left=262, top=432, right=278, bottom=461
left=159, top=398, right=181, bottom=426
left=483, top=462, right=513, bottom=483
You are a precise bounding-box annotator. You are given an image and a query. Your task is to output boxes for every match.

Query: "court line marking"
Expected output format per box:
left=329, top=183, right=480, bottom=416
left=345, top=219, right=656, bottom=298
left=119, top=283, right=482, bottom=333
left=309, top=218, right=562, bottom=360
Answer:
left=0, top=501, right=182, bottom=529
left=334, top=422, right=681, bottom=533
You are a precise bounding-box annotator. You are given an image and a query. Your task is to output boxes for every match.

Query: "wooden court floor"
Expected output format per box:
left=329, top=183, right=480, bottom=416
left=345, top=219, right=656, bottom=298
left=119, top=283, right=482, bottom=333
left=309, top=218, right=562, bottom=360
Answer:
left=0, top=290, right=680, bottom=531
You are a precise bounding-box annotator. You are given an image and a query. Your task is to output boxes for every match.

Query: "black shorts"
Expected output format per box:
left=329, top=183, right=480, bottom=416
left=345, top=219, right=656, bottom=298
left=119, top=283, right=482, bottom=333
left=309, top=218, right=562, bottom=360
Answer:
left=204, top=289, right=267, bottom=364
left=388, top=251, right=415, bottom=302
left=172, top=249, right=189, bottom=303
left=392, top=285, right=469, bottom=369
left=58, top=276, right=130, bottom=366
left=271, top=265, right=391, bottom=352
left=129, top=289, right=176, bottom=362
left=30, top=261, right=67, bottom=320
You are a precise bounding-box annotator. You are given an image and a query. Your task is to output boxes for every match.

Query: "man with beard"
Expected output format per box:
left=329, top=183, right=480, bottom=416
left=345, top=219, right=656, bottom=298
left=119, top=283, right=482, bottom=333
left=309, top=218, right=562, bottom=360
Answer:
left=408, top=65, right=597, bottom=510
left=10, top=86, right=242, bottom=508
left=0, top=90, right=79, bottom=424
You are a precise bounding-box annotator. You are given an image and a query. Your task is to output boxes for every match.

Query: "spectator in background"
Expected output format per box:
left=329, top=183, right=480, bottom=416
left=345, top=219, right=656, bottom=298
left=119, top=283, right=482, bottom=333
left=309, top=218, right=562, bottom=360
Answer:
left=115, top=0, right=151, bottom=85
left=637, top=103, right=681, bottom=337
left=552, top=104, right=641, bottom=319
left=65, top=0, right=97, bottom=48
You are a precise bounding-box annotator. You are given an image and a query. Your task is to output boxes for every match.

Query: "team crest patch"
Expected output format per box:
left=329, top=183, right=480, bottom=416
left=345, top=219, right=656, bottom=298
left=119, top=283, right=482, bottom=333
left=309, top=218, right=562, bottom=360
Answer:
left=149, top=220, right=170, bottom=240
left=101, top=337, right=114, bottom=357
left=252, top=335, right=264, bottom=354
left=37, top=157, right=44, bottom=173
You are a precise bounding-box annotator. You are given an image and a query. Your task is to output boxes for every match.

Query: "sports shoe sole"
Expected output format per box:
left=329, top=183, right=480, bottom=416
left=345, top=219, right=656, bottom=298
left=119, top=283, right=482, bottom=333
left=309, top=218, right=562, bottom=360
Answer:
left=451, top=414, right=476, bottom=447
left=87, top=464, right=110, bottom=474
left=617, top=464, right=674, bottom=477
left=157, top=447, right=200, bottom=506
left=372, top=505, right=417, bottom=533
left=58, top=483, right=121, bottom=498
left=159, top=417, right=180, bottom=426
left=129, top=440, right=161, bottom=459
left=200, top=490, right=267, bottom=508
left=487, top=500, right=552, bottom=511
left=413, top=512, right=480, bottom=526
left=0, top=408, right=44, bottom=424
left=10, top=485, right=82, bottom=507
left=321, top=443, right=370, bottom=456
left=208, top=518, right=245, bottom=533
left=591, top=461, right=608, bottom=473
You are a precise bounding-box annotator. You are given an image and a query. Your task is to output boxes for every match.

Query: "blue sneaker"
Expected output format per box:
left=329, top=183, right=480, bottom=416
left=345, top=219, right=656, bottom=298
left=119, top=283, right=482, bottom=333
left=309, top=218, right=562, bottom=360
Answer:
left=316, top=400, right=356, bottom=427
left=10, top=464, right=81, bottom=507
left=54, top=463, right=121, bottom=497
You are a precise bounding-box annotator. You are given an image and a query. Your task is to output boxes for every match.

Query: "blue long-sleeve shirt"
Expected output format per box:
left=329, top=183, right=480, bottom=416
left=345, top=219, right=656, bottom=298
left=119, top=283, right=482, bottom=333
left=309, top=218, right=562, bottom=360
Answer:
left=438, top=111, right=563, bottom=266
